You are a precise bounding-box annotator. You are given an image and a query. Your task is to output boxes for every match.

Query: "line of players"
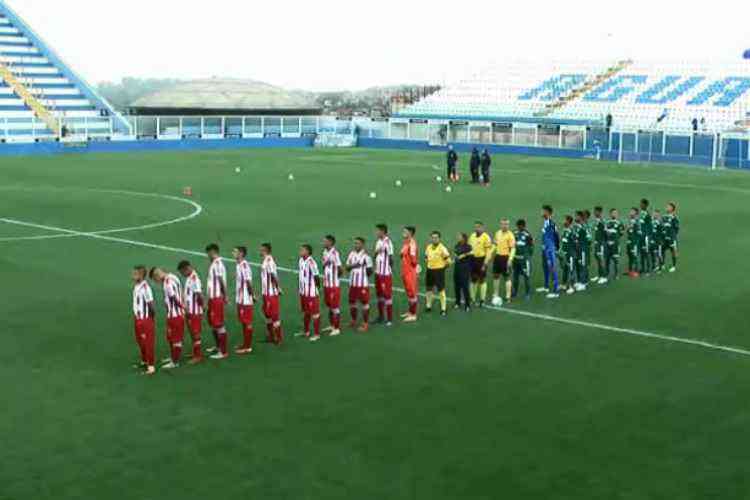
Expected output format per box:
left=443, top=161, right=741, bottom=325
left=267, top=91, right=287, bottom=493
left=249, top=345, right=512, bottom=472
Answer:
left=130, top=199, right=680, bottom=375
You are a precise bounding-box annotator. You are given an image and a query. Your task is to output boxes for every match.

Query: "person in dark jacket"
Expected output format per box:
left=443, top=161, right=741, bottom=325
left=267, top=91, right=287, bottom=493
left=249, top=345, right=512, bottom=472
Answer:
left=446, top=145, right=459, bottom=182
left=453, top=232, right=473, bottom=311
left=480, top=149, right=492, bottom=186
left=469, top=147, right=481, bottom=184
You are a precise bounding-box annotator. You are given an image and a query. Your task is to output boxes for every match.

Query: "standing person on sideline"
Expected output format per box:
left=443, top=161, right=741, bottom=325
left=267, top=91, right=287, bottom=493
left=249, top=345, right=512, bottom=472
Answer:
left=401, top=226, right=420, bottom=322
left=469, top=147, right=481, bottom=184
left=132, top=265, right=156, bottom=376
left=592, top=206, right=607, bottom=283
left=480, top=149, right=492, bottom=186
left=298, top=244, right=322, bottom=342
left=233, top=246, right=255, bottom=355
left=149, top=267, right=185, bottom=370
left=468, top=221, right=493, bottom=307
left=321, top=235, right=343, bottom=336
left=490, top=218, right=516, bottom=305
left=662, top=202, right=680, bottom=272
left=638, top=198, right=654, bottom=275
left=346, top=237, right=374, bottom=332
left=626, top=208, right=642, bottom=278
left=374, top=224, right=395, bottom=326
left=539, top=205, right=560, bottom=298
left=205, top=243, right=230, bottom=360
left=573, top=211, right=590, bottom=292
left=260, top=243, right=284, bottom=345
left=512, top=219, right=534, bottom=300
left=178, top=260, right=204, bottom=364
left=603, top=209, right=624, bottom=283
left=453, top=233, right=473, bottom=311
left=446, top=145, right=459, bottom=183
left=424, top=231, right=452, bottom=316
left=560, top=215, right=578, bottom=294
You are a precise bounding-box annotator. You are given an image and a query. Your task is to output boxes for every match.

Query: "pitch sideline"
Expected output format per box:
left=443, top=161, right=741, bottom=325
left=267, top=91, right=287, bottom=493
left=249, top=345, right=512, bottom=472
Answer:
left=2, top=216, right=749, bottom=358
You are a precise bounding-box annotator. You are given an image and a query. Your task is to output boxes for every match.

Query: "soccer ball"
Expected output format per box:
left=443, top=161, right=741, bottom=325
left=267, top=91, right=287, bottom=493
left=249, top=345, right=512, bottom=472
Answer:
left=395, top=180, right=403, bottom=187
left=491, top=296, right=503, bottom=307
left=436, top=176, right=443, bottom=183
left=445, top=186, right=453, bottom=193
left=235, top=167, right=241, bottom=174
left=288, top=174, right=295, bottom=181
left=369, top=192, right=377, bottom=199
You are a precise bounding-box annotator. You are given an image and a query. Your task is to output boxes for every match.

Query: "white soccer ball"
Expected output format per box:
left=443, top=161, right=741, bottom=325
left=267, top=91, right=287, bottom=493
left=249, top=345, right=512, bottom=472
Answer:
left=436, top=176, right=443, bottom=183
left=395, top=180, right=403, bottom=187
left=445, top=186, right=453, bottom=193
left=491, top=296, right=503, bottom=307
left=288, top=174, right=295, bottom=181
left=369, top=192, right=377, bottom=199
left=235, top=167, right=241, bottom=174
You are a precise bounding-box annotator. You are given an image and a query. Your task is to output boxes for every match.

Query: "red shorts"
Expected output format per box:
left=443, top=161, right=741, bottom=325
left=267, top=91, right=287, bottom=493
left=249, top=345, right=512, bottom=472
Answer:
left=166, top=316, right=185, bottom=343
left=324, top=287, right=341, bottom=309
left=402, top=273, right=418, bottom=299
left=299, top=296, right=320, bottom=315
left=237, top=304, right=254, bottom=326
left=207, top=298, right=225, bottom=329
left=186, top=314, right=202, bottom=336
left=263, top=295, right=280, bottom=322
left=375, top=275, right=393, bottom=299
left=134, top=317, right=155, bottom=340
left=349, top=286, right=370, bottom=305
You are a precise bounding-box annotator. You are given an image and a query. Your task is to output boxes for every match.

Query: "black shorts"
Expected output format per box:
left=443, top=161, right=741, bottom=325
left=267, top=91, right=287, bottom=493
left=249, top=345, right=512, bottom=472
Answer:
left=470, top=257, right=486, bottom=281
left=425, top=268, right=446, bottom=291
left=492, top=255, right=510, bottom=277
left=512, top=259, right=530, bottom=277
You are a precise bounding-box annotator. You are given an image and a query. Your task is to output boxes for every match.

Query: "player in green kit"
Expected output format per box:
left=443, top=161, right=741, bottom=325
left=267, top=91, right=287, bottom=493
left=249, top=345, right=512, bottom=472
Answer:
left=511, top=219, right=534, bottom=300
left=574, top=210, right=590, bottom=292
left=602, top=208, right=624, bottom=284
left=591, top=206, right=606, bottom=283
left=662, top=201, right=680, bottom=272
left=626, top=207, right=642, bottom=277
left=638, top=198, right=654, bottom=275
left=559, top=215, right=577, bottom=295
left=652, top=209, right=665, bottom=272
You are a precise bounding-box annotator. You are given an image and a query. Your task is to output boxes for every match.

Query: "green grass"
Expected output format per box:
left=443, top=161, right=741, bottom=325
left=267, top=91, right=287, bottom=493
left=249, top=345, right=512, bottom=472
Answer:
left=2, top=147, right=750, bottom=500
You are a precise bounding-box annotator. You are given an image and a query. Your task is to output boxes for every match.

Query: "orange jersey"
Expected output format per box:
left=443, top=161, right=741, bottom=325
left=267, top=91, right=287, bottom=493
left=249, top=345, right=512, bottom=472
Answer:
left=401, top=239, right=419, bottom=277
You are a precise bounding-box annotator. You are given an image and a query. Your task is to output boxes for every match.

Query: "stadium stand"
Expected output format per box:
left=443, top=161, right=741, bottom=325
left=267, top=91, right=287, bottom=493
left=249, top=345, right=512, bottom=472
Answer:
left=0, top=1, right=130, bottom=141
left=398, top=61, right=750, bottom=133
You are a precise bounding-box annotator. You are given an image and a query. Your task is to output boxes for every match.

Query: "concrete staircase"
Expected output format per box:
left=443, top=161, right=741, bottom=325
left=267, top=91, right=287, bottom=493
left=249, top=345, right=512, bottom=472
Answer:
left=0, top=60, right=59, bottom=136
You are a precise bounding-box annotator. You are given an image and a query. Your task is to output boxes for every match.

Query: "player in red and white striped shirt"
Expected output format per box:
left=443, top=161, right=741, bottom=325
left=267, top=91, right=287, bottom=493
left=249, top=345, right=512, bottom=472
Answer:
left=321, top=235, right=343, bottom=336
left=346, top=237, right=374, bottom=332
left=131, top=265, right=156, bottom=375
left=178, top=260, right=204, bottom=364
left=374, top=224, right=395, bottom=326
left=149, top=267, right=185, bottom=369
left=260, top=243, right=284, bottom=345
left=297, top=244, right=322, bottom=342
left=205, top=243, right=230, bottom=360
left=233, top=246, right=255, bottom=355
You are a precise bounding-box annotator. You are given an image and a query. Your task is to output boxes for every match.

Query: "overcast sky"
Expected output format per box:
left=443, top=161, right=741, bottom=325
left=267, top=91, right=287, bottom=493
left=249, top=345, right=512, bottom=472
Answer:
left=7, top=0, right=750, bottom=91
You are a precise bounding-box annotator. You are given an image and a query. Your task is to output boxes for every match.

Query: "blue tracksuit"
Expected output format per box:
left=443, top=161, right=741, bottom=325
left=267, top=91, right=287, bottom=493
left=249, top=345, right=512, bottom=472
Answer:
left=541, top=218, right=560, bottom=291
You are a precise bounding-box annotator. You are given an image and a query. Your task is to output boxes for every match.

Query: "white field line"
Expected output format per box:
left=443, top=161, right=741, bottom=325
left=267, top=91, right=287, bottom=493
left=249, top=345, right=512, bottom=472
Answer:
left=0, top=189, right=203, bottom=242
left=2, top=216, right=750, bottom=358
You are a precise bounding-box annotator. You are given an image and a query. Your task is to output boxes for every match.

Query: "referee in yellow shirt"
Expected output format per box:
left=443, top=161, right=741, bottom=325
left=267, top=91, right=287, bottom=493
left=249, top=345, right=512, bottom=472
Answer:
left=425, top=231, right=452, bottom=316
left=489, top=218, right=516, bottom=305
left=468, top=221, right=493, bottom=307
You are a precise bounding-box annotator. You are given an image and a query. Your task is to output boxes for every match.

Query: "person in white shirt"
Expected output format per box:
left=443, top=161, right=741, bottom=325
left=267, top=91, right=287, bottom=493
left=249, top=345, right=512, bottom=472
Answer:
left=131, top=265, right=156, bottom=376
left=233, top=246, right=256, bottom=355
left=205, top=243, right=230, bottom=360
left=346, top=237, right=374, bottom=333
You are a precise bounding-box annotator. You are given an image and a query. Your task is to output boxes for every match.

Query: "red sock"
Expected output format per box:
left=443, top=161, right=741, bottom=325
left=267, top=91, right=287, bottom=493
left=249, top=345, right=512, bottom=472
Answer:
left=350, top=306, right=358, bottom=323
left=378, top=300, right=385, bottom=320
left=266, top=322, right=274, bottom=341
left=137, top=337, right=146, bottom=363
left=304, top=313, right=311, bottom=336
left=313, top=316, right=320, bottom=336
left=362, top=306, right=370, bottom=324
left=386, top=302, right=393, bottom=322
left=409, top=300, right=418, bottom=315
left=144, top=331, right=155, bottom=367
left=171, top=342, right=182, bottom=363
left=191, top=335, right=202, bottom=359
left=274, top=325, right=284, bottom=345
left=217, top=332, right=228, bottom=355
left=333, top=312, right=341, bottom=329
left=242, top=325, right=253, bottom=349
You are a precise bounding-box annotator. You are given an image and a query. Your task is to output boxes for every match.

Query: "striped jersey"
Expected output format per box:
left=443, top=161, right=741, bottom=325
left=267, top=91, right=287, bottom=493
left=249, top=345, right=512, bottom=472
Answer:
left=322, top=247, right=342, bottom=288
left=132, top=281, right=154, bottom=320
left=207, top=258, right=227, bottom=300
left=235, top=260, right=254, bottom=306
left=183, top=270, right=203, bottom=315
left=347, top=250, right=373, bottom=288
left=261, top=255, right=280, bottom=297
left=298, top=256, right=320, bottom=298
left=162, top=273, right=184, bottom=319
left=374, top=237, right=394, bottom=276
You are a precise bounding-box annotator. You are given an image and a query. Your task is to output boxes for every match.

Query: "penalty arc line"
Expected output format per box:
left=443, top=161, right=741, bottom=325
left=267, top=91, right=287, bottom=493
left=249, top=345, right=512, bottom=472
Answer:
left=2, top=216, right=750, bottom=359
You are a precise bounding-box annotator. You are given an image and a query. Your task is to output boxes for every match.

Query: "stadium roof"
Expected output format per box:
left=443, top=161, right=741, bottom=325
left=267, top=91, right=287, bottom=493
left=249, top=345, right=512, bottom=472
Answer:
left=129, top=78, right=320, bottom=115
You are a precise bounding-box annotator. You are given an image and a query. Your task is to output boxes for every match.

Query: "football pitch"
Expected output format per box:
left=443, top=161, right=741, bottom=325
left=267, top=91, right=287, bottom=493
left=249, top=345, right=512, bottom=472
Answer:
left=3, top=147, right=750, bottom=500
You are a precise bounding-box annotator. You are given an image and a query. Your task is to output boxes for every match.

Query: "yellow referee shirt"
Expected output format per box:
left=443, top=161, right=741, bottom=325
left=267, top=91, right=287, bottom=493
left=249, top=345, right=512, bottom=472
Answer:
left=425, top=243, right=451, bottom=270
left=494, top=230, right=516, bottom=257
left=468, top=232, right=492, bottom=259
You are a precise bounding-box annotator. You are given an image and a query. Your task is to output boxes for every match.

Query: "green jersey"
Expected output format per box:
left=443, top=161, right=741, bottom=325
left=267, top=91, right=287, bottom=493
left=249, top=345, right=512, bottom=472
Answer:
left=605, top=218, right=624, bottom=248
left=627, top=218, right=641, bottom=247
left=653, top=218, right=664, bottom=244
left=592, top=217, right=606, bottom=244
left=662, top=213, right=680, bottom=241
left=560, top=227, right=576, bottom=257
left=574, top=222, right=591, bottom=254
left=513, top=229, right=534, bottom=262
left=639, top=210, right=653, bottom=238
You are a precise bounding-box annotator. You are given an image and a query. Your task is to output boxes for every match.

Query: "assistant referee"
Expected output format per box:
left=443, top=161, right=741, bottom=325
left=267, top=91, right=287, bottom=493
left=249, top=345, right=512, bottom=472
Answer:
left=425, top=231, right=452, bottom=316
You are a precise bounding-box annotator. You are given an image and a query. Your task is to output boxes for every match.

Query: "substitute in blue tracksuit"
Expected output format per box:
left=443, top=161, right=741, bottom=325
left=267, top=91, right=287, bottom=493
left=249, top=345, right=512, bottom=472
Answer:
left=540, top=205, right=560, bottom=298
